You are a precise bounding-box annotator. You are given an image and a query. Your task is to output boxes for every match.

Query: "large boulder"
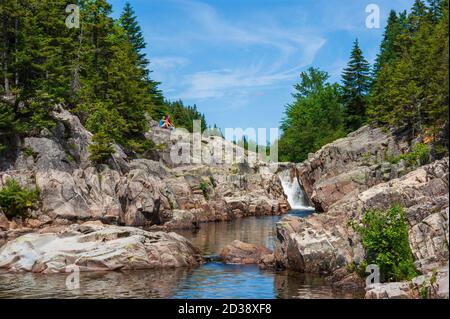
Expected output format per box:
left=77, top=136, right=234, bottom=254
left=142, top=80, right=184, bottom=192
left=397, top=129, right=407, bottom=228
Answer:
left=219, top=240, right=273, bottom=265
left=0, top=222, right=203, bottom=273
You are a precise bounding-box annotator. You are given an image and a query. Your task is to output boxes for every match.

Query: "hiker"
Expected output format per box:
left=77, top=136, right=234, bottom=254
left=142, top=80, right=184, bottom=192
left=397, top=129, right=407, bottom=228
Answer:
left=159, top=117, right=166, bottom=128
left=164, top=115, right=175, bottom=130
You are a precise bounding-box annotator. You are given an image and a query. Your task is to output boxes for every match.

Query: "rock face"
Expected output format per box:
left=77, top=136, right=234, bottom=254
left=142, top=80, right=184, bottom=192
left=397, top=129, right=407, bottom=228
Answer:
left=0, top=222, right=203, bottom=273
left=366, top=267, right=449, bottom=299
left=0, top=108, right=289, bottom=232
left=275, top=158, right=449, bottom=277
left=297, top=126, right=410, bottom=212
left=219, top=240, right=273, bottom=265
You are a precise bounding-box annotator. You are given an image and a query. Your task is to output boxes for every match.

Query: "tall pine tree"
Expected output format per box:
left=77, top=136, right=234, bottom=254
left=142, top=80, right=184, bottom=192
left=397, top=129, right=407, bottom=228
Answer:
left=341, top=39, right=371, bottom=132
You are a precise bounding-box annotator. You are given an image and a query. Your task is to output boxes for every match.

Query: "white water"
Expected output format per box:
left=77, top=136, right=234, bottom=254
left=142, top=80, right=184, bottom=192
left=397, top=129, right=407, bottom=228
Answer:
left=279, top=170, right=315, bottom=211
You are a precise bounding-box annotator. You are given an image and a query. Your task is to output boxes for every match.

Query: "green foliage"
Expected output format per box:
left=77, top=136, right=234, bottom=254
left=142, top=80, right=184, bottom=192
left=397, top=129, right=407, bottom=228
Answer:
left=126, top=138, right=156, bottom=158
left=199, top=181, right=209, bottom=200
left=88, top=132, right=115, bottom=164
left=388, top=143, right=431, bottom=166
left=21, top=146, right=38, bottom=160
left=0, top=179, right=40, bottom=219
left=279, top=68, right=346, bottom=162
left=352, top=205, right=418, bottom=282
left=0, top=102, right=17, bottom=131
left=119, top=2, right=148, bottom=69
left=341, top=39, right=372, bottom=132
left=166, top=100, right=207, bottom=132
left=368, top=0, right=449, bottom=144
left=0, top=0, right=203, bottom=159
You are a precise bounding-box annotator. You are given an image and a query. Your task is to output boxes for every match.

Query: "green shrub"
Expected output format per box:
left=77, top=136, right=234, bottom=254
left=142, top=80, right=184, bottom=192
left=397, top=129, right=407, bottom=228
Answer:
left=387, top=143, right=431, bottom=166
left=22, top=146, right=39, bottom=160
left=406, top=143, right=431, bottom=166
left=0, top=179, right=40, bottom=219
left=352, top=204, right=418, bottom=282
left=126, top=138, right=156, bottom=157
left=88, top=132, right=115, bottom=164
left=199, top=181, right=209, bottom=200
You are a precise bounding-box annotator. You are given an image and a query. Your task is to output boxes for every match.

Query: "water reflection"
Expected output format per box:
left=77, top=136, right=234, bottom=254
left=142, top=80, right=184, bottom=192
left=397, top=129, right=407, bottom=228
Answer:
left=0, top=269, right=190, bottom=299
left=0, top=213, right=364, bottom=299
left=0, top=265, right=362, bottom=299
left=275, top=270, right=364, bottom=299
left=176, top=216, right=280, bottom=254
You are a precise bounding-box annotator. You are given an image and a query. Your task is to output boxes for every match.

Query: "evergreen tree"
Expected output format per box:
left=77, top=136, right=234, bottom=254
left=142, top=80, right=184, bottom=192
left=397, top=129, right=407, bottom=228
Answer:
left=166, top=100, right=207, bottom=132
left=368, top=0, right=448, bottom=146
left=373, top=11, right=403, bottom=75
left=119, top=2, right=147, bottom=69
left=119, top=2, right=167, bottom=123
left=89, top=131, right=114, bottom=164
left=341, top=39, right=371, bottom=132
left=0, top=0, right=211, bottom=160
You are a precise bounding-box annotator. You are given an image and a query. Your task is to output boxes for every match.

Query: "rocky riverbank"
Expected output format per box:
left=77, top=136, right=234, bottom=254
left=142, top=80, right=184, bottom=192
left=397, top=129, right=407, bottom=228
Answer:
left=0, top=221, right=203, bottom=273
left=0, top=107, right=289, bottom=242
left=274, top=126, right=449, bottom=299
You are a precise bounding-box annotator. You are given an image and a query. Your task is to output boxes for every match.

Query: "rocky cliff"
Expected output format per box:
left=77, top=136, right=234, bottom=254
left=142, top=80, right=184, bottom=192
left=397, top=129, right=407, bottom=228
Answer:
left=274, top=126, right=449, bottom=298
left=297, top=126, right=411, bottom=212
left=0, top=107, right=289, bottom=241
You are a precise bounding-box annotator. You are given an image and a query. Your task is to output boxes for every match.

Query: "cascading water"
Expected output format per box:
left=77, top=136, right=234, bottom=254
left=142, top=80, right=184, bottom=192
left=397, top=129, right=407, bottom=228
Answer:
left=278, top=169, right=314, bottom=211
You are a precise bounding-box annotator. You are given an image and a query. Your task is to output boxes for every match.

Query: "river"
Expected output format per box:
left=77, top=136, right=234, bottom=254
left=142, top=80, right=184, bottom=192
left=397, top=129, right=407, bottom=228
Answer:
left=0, top=210, right=364, bottom=299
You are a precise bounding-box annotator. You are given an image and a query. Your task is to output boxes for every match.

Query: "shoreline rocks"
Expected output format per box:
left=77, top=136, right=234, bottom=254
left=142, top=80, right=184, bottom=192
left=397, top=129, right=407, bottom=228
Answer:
left=366, top=267, right=449, bottom=299
left=0, top=108, right=290, bottom=232
left=0, top=221, right=203, bottom=273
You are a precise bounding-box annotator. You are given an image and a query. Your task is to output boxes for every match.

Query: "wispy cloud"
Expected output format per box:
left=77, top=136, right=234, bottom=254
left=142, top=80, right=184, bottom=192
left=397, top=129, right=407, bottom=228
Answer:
left=151, top=56, right=190, bottom=70
left=163, top=0, right=326, bottom=102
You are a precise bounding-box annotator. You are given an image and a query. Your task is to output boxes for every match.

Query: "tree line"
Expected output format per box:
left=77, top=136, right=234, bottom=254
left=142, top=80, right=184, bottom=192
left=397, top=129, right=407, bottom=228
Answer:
left=279, top=0, right=449, bottom=163
left=0, top=0, right=207, bottom=159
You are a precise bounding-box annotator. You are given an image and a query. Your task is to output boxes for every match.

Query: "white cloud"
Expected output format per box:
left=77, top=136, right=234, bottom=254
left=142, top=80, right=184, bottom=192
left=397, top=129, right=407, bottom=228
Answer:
left=151, top=56, right=190, bottom=70
left=168, top=0, right=326, bottom=101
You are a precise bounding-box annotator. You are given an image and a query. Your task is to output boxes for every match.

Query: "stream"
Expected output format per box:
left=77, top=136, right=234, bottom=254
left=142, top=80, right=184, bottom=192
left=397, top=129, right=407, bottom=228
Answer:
left=0, top=211, right=364, bottom=299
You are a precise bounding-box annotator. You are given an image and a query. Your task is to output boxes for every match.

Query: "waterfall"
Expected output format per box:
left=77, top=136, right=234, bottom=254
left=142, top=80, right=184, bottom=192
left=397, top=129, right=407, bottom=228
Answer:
left=278, top=169, right=314, bottom=211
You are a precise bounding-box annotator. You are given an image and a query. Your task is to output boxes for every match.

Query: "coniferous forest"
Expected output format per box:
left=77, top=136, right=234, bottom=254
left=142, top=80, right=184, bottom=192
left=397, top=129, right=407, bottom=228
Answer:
left=0, top=0, right=206, bottom=159
left=279, top=0, right=449, bottom=163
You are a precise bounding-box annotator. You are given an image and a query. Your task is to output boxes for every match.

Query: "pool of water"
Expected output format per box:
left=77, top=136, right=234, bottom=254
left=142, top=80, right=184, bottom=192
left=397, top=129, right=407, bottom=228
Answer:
left=0, top=212, right=365, bottom=299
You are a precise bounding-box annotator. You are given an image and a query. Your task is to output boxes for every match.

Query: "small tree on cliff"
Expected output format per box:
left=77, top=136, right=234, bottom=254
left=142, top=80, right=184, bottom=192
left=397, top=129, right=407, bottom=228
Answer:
left=88, top=132, right=115, bottom=164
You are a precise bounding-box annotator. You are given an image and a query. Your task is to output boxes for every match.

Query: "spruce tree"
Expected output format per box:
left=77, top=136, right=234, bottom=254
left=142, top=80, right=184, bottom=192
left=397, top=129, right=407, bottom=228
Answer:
left=341, top=39, right=371, bottom=132
left=373, top=11, right=402, bottom=74
left=119, top=2, right=166, bottom=122
left=119, top=2, right=148, bottom=69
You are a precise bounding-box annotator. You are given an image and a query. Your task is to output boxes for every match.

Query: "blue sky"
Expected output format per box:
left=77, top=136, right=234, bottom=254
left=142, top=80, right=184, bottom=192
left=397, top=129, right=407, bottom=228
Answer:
left=109, top=0, right=415, bottom=137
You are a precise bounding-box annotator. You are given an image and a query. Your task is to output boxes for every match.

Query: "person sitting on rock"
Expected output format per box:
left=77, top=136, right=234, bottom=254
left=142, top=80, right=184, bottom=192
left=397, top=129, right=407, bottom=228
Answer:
left=164, top=115, right=175, bottom=130
left=159, top=117, right=166, bottom=128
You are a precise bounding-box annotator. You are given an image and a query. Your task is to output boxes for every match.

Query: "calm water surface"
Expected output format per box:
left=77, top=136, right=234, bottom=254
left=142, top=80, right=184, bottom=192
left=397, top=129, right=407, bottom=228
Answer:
left=0, top=210, right=364, bottom=299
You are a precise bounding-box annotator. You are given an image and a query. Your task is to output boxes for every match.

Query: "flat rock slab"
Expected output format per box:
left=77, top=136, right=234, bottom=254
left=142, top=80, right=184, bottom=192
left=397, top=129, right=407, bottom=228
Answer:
left=0, top=222, right=203, bottom=273
left=220, top=240, right=273, bottom=265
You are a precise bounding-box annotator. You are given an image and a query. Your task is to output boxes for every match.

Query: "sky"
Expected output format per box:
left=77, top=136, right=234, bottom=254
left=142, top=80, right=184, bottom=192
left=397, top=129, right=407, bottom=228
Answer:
left=109, top=0, right=415, bottom=140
